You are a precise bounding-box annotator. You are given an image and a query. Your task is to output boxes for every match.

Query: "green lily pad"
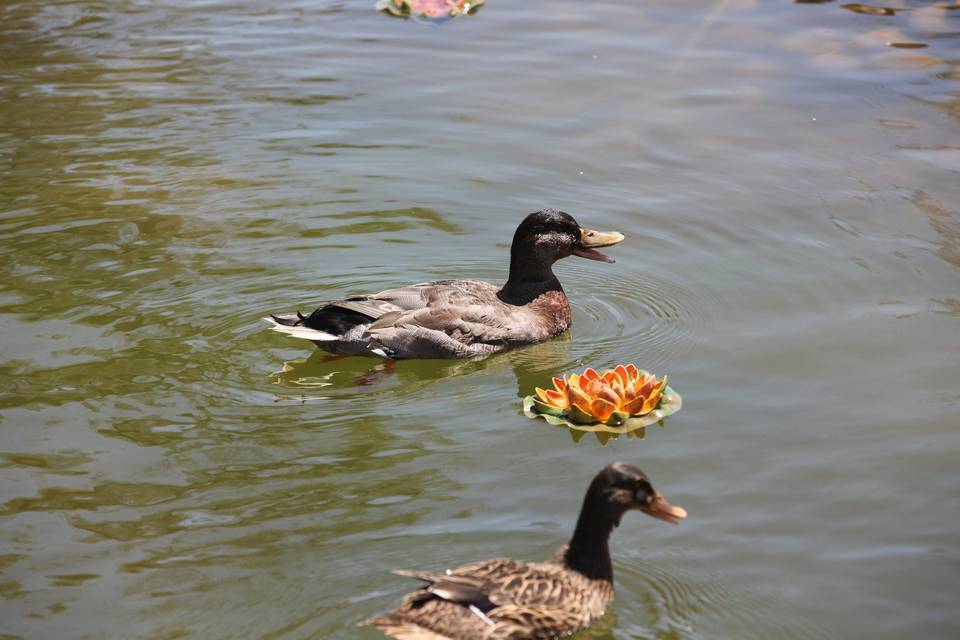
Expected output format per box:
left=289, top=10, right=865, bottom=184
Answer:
left=522, top=386, right=682, bottom=435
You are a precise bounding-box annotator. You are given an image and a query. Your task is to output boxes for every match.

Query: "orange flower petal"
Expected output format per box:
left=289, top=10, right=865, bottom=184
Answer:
left=641, top=391, right=662, bottom=414
left=552, top=376, right=567, bottom=393
left=571, top=398, right=593, bottom=416
left=600, top=386, right=620, bottom=405
left=568, top=384, right=593, bottom=408
left=582, top=367, right=600, bottom=382
left=590, top=398, right=617, bottom=423
left=625, top=363, right=639, bottom=379
left=622, top=396, right=648, bottom=416
left=536, top=387, right=566, bottom=408
left=614, top=364, right=630, bottom=387
left=655, top=375, right=668, bottom=395
left=545, top=389, right=567, bottom=407
left=637, top=375, right=657, bottom=398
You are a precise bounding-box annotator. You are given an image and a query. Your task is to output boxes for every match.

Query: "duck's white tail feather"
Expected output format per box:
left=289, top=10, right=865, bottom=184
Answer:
left=262, top=317, right=338, bottom=342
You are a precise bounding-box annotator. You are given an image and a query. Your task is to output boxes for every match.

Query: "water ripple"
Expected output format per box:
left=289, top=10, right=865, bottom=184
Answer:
left=566, top=264, right=721, bottom=370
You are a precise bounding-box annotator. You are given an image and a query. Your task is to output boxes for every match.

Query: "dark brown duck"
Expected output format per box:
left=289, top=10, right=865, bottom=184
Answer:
left=264, top=210, right=624, bottom=359
left=364, top=462, right=687, bottom=639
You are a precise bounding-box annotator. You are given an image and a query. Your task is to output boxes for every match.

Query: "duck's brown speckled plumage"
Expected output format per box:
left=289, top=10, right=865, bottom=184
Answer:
left=265, top=210, right=621, bottom=359
left=364, top=463, right=687, bottom=640
left=371, top=555, right=613, bottom=640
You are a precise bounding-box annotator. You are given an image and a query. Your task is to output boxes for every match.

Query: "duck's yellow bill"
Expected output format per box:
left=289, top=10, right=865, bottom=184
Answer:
left=575, top=228, right=625, bottom=263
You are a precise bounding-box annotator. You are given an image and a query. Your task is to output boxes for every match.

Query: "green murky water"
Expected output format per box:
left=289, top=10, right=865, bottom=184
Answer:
left=1, top=1, right=958, bottom=638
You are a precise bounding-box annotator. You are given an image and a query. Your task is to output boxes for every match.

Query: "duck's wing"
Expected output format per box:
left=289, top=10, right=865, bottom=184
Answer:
left=484, top=604, right=589, bottom=640
left=392, top=569, right=500, bottom=611
left=448, top=559, right=579, bottom=608
left=399, top=558, right=579, bottom=610
left=445, top=560, right=604, bottom=638
left=297, top=281, right=497, bottom=330
left=367, top=560, right=589, bottom=640
left=360, top=281, right=519, bottom=358
left=366, top=306, right=514, bottom=359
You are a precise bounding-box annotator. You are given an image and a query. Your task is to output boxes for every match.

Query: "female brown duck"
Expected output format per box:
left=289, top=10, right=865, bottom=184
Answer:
left=365, top=462, right=687, bottom=639
left=264, top=209, right=624, bottom=359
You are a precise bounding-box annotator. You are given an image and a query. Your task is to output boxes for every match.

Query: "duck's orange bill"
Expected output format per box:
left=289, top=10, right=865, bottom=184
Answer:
left=643, top=492, right=688, bottom=525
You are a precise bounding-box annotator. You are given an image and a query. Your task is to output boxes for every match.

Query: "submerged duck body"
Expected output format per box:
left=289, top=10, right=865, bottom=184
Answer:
left=365, top=463, right=687, bottom=639
left=265, top=209, right=623, bottom=359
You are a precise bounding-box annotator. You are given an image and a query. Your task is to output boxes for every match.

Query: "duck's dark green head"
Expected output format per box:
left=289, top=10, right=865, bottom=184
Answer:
left=511, top=209, right=624, bottom=266
left=593, top=462, right=687, bottom=526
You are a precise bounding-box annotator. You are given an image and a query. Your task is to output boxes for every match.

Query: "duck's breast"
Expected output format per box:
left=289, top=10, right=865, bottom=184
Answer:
left=522, top=290, right=572, bottom=340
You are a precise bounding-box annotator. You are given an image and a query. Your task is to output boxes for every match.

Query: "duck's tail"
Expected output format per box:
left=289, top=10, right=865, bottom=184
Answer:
left=262, top=315, right=338, bottom=341
left=361, top=616, right=452, bottom=640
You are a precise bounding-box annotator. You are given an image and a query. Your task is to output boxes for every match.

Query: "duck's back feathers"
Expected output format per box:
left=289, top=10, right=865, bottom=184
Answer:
left=366, top=557, right=613, bottom=640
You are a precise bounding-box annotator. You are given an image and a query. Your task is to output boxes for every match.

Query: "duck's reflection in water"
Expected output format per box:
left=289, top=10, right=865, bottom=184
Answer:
left=269, top=334, right=673, bottom=445
left=270, top=331, right=573, bottom=398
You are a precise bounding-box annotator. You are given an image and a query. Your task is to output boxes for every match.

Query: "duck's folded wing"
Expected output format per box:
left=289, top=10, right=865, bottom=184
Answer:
left=487, top=604, right=588, bottom=640
left=324, top=282, right=478, bottom=320
left=368, top=324, right=503, bottom=359
left=374, top=562, right=588, bottom=639
left=369, top=280, right=498, bottom=312
left=393, top=570, right=501, bottom=611
left=328, top=297, right=403, bottom=319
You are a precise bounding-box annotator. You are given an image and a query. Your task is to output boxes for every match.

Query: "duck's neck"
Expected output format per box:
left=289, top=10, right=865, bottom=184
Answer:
left=563, top=486, right=621, bottom=582
left=497, top=244, right=562, bottom=306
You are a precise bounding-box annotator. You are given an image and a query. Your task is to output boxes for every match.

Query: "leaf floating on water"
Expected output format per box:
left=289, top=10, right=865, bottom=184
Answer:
left=376, top=0, right=485, bottom=23
left=841, top=3, right=899, bottom=15
left=886, top=41, right=929, bottom=48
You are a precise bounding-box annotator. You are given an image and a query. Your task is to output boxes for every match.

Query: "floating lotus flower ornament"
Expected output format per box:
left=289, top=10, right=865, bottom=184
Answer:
left=376, top=0, right=485, bottom=23
left=523, top=363, right=681, bottom=434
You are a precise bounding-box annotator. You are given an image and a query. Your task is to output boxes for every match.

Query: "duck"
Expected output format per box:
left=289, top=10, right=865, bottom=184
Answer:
left=364, top=462, right=687, bottom=639
left=264, top=209, right=624, bottom=359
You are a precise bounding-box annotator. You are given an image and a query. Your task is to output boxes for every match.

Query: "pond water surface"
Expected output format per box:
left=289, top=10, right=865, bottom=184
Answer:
left=1, top=1, right=958, bottom=638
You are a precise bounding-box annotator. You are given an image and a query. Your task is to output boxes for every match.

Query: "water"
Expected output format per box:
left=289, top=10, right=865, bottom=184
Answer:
left=1, top=1, right=958, bottom=638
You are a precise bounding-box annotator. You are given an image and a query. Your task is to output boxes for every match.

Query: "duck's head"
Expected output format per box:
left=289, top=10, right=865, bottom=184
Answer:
left=511, top=209, right=624, bottom=267
left=566, top=462, right=686, bottom=577
left=590, top=462, right=687, bottom=526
